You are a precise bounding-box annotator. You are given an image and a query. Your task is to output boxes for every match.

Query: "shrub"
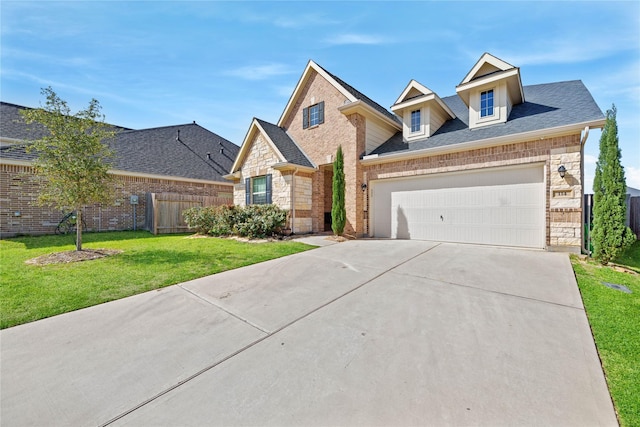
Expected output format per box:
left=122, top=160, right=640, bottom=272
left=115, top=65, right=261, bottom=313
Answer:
left=233, top=204, right=287, bottom=239
left=183, top=204, right=287, bottom=239
left=183, top=205, right=236, bottom=236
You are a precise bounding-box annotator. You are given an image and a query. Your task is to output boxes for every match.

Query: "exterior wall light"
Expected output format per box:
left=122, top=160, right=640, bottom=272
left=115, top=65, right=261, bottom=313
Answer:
left=558, top=165, right=567, bottom=179
left=361, top=182, right=367, bottom=192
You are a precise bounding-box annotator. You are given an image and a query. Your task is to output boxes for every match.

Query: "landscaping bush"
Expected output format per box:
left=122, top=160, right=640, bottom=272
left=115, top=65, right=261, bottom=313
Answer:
left=183, top=204, right=287, bottom=239
left=233, top=204, right=287, bottom=238
left=183, top=205, right=237, bottom=236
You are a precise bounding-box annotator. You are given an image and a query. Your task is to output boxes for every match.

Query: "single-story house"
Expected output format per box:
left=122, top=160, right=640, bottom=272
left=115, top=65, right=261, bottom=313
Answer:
left=0, top=102, right=239, bottom=237
left=225, top=53, right=605, bottom=252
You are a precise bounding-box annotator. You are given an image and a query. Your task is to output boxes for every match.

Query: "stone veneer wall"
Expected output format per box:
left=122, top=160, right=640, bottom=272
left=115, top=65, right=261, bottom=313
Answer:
left=0, top=163, right=233, bottom=237
left=363, top=134, right=584, bottom=250
left=233, top=132, right=313, bottom=233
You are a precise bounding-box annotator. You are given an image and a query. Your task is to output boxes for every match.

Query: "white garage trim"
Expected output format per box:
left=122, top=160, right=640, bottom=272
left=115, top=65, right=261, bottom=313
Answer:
left=370, top=164, right=545, bottom=248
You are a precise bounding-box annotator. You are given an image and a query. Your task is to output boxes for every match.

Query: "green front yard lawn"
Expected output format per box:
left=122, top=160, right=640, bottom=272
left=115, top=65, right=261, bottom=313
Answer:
left=0, top=231, right=314, bottom=329
left=572, top=240, right=640, bottom=427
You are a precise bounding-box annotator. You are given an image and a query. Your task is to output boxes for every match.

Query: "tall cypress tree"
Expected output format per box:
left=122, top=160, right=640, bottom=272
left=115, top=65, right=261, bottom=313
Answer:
left=332, top=145, right=346, bottom=235
left=591, top=105, right=635, bottom=264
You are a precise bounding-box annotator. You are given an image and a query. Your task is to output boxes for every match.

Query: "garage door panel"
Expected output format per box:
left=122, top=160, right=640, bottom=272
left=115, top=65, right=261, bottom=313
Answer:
left=375, top=167, right=544, bottom=248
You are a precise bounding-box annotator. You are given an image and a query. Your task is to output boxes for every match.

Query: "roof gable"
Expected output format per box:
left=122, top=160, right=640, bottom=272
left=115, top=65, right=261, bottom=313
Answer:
left=231, top=118, right=314, bottom=173
left=394, top=80, right=434, bottom=105
left=277, top=60, right=399, bottom=128
left=456, top=53, right=524, bottom=108
left=460, top=53, right=517, bottom=85
left=391, top=79, right=456, bottom=124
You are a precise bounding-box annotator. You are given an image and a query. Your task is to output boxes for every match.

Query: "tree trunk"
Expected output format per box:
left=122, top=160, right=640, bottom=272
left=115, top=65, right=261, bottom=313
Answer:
left=76, top=209, right=83, bottom=251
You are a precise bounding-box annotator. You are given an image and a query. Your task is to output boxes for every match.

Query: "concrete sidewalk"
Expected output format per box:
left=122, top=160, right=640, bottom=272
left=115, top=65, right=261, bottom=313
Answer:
left=1, top=240, right=617, bottom=426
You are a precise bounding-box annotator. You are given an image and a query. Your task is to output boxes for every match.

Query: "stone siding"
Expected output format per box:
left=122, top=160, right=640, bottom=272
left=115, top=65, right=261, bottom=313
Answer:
left=0, top=163, right=233, bottom=237
left=234, top=132, right=313, bottom=233
left=234, top=133, right=285, bottom=207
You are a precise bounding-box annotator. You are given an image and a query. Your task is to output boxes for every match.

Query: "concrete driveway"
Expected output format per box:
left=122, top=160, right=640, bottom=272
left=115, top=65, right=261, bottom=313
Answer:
left=1, top=240, right=617, bottom=426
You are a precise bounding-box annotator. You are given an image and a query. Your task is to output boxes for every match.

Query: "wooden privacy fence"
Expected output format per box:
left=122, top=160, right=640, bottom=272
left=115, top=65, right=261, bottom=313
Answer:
left=584, top=194, right=640, bottom=241
left=630, top=196, right=640, bottom=238
left=146, top=192, right=232, bottom=235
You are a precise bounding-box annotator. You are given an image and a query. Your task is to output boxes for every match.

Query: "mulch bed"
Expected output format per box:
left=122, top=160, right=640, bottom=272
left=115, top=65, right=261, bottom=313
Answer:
left=25, top=249, right=123, bottom=266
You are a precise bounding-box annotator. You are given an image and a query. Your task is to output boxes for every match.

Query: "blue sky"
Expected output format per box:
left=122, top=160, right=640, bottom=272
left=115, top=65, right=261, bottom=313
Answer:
left=2, top=1, right=639, bottom=190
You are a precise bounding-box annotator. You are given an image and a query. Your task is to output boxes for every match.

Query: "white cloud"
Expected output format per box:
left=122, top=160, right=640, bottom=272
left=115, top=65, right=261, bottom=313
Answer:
left=497, top=34, right=637, bottom=66
left=582, top=162, right=640, bottom=194
left=626, top=166, right=640, bottom=190
left=584, top=154, right=598, bottom=165
left=223, top=63, right=294, bottom=81
left=324, top=33, right=388, bottom=46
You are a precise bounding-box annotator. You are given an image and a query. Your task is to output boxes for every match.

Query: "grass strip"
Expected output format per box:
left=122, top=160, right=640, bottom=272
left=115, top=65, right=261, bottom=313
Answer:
left=1, top=231, right=313, bottom=329
left=571, top=241, right=640, bottom=427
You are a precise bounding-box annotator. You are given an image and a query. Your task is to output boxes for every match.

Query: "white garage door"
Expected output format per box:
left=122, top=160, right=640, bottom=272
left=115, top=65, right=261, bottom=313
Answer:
left=370, top=165, right=545, bottom=248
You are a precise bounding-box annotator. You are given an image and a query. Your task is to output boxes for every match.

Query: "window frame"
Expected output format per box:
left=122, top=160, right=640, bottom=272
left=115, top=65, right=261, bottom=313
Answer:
left=309, top=104, right=320, bottom=127
left=251, top=176, right=267, bottom=205
left=302, top=101, right=325, bottom=129
left=245, top=174, right=272, bottom=205
left=479, top=89, right=495, bottom=118
left=410, top=109, right=421, bottom=133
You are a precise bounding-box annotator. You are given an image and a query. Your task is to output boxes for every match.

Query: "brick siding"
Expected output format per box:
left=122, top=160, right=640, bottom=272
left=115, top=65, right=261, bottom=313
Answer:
left=282, top=69, right=364, bottom=235
left=0, top=163, right=233, bottom=237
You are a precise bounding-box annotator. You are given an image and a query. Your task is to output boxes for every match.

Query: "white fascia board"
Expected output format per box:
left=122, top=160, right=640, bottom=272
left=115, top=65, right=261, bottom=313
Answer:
left=391, top=93, right=436, bottom=112
left=394, top=80, right=433, bottom=105
left=277, top=60, right=357, bottom=127
left=230, top=119, right=259, bottom=173
left=0, top=158, right=32, bottom=167
left=361, top=119, right=606, bottom=166
left=230, top=118, right=287, bottom=173
left=109, top=169, right=233, bottom=186
left=223, top=171, right=242, bottom=182
left=254, top=120, right=288, bottom=162
left=460, top=53, right=516, bottom=85
left=0, top=137, right=25, bottom=146
left=272, top=162, right=316, bottom=173
left=0, top=157, right=233, bottom=186
left=338, top=100, right=401, bottom=130
left=456, top=68, right=520, bottom=93
left=391, top=94, right=456, bottom=120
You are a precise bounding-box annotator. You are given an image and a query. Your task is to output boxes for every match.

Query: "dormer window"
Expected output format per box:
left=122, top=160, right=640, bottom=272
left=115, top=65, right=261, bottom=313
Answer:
left=410, top=109, right=421, bottom=133
left=391, top=80, right=455, bottom=142
left=480, top=89, right=494, bottom=118
left=456, top=53, right=525, bottom=130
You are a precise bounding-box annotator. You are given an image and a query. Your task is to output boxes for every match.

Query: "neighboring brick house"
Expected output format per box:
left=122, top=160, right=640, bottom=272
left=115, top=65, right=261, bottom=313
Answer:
left=0, top=102, right=239, bottom=236
left=227, top=53, right=605, bottom=252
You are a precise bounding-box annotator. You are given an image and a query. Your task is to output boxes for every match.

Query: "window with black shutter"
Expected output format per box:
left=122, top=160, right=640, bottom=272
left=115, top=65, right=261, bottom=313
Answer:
left=247, top=174, right=272, bottom=205
left=302, top=101, right=324, bottom=128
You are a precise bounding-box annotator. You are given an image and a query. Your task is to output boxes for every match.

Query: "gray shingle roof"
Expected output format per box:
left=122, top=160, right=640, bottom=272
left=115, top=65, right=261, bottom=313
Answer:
left=317, top=65, right=401, bottom=125
left=1, top=101, right=130, bottom=140
left=1, top=102, right=239, bottom=182
left=108, top=124, right=239, bottom=181
left=255, top=118, right=314, bottom=168
left=371, top=80, right=604, bottom=156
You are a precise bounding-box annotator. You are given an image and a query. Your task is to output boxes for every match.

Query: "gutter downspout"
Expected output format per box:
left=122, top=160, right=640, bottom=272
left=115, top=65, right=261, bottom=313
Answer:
left=580, top=126, right=590, bottom=255
left=291, top=168, right=298, bottom=234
